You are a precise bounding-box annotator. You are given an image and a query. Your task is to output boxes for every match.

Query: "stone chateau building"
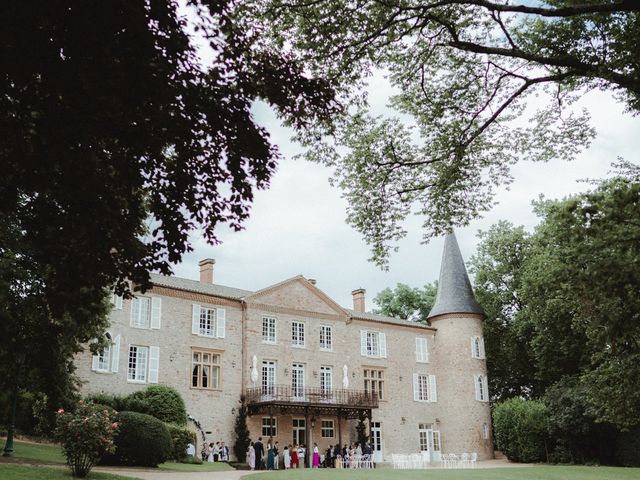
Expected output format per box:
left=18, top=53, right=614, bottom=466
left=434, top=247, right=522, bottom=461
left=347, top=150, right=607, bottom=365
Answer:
left=76, top=233, right=493, bottom=463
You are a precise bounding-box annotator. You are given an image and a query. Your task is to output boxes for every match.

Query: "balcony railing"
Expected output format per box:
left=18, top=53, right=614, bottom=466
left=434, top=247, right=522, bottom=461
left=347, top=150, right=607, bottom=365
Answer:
left=245, top=385, right=379, bottom=409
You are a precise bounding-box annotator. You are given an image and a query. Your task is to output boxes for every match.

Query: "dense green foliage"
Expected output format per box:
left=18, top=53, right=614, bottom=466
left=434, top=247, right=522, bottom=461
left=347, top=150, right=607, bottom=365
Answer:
left=54, top=401, right=118, bottom=477
left=234, top=401, right=250, bottom=463
left=372, top=282, right=437, bottom=323
left=166, top=423, right=196, bottom=461
left=471, top=167, right=640, bottom=465
left=243, top=0, right=640, bottom=266
left=102, top=411, right=172, bottom=467
left=126, top=385, right=187, bottom=426
left=493, top=398, right=549, bottom=463
left=85, top=386, right=186, bottom=425
left=0, top=0, right=337, bottom=421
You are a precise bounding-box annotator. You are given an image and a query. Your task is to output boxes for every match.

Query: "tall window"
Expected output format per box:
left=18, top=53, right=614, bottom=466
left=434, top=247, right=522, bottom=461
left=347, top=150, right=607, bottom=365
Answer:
left=475, top=374, right=489, bottom=402
left=415, top=374, right=430, bottom=401
left=262, top=317, right=277, bottom=343
left=471, top=336, right=485, bottom=359
left=292, top=363, right=305, bottom=398
left=321, top=420, right=334, bottom=438
left=292, top=321, right=305, bottom=347
left=415, top=337, right=429, bottom=363
left=192, top=349, right=221, bottom=389
left=199, top=307, right=217, bottom=337
left=262, top=360, right=276, bottom=396
left=361, top=330, right=387, bottom=358
left=320, top=325, right=332, bottom=350
left=262, top=417, right=277, bottom=437
left=95, top=333, right=112, bottom=372
left=128, top=345, right=148, bottom=382
left=367, top=331, right=379, bottom=356
left=320, top=366, right=332, bottom=394
left=131, top=297, right=150, bottom=328
left=364, top=369, right=385, bottom=400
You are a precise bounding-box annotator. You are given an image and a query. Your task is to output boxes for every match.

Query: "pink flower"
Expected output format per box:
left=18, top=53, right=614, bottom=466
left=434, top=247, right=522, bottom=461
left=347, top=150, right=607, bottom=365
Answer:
left=111, top=422, right=118, bottom=429
left=57, top=408, right=65, bottom=414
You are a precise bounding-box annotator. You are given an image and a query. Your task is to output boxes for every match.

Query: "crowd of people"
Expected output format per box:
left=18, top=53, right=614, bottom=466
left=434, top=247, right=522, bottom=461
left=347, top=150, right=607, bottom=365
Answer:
left=246, top=438, right=374, bottom=470
left=200, top=440, right=230, bottom=462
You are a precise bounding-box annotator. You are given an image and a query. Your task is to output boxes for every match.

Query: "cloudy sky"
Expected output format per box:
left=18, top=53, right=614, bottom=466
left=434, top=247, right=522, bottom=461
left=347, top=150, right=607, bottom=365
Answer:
left=173, top=10, right=640, bottom=309
left=169, top=81, right=639, bottom=311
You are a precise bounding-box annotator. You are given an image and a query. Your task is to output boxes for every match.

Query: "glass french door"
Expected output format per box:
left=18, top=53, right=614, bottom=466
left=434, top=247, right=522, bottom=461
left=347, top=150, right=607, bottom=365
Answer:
left=262, top=360, right=276, bottom=398
left=371, top=421, right=382, bottom=462
left=320, top=366, right=332, bottom=400
left=293, top=418, right=306, bottom=445
left=292, top=363, right=305, bottom=399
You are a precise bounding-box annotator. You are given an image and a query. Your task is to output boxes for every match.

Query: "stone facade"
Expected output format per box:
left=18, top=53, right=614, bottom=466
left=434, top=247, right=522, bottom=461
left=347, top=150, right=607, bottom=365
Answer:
left=76, top=238, right=493, bottom=463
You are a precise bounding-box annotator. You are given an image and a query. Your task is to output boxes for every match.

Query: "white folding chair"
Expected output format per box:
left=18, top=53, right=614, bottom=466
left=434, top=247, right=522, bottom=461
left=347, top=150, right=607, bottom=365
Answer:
left=470, top=452, right=477, bottom=468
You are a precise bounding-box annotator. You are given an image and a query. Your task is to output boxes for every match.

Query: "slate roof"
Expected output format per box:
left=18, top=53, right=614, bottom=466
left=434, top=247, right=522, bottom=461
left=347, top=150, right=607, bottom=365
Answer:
left=149, top=273, right=252, bottom=300
left=427, top=232, right=485, bottom=319
left=346, top=308, right=435, bottom=330
left=149, top=273, right=434, bottom=329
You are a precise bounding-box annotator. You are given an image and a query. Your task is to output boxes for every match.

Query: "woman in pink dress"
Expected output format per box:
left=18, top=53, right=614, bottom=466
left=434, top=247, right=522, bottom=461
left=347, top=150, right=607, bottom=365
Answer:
left=312, top=443, right=320, bottom=468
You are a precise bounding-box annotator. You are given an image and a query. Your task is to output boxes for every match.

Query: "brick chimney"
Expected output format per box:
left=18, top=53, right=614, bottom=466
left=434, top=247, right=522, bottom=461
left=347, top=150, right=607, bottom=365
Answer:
left=352, top=288, right=366, bottom=312
left=199, top=258, right=215, bottom=284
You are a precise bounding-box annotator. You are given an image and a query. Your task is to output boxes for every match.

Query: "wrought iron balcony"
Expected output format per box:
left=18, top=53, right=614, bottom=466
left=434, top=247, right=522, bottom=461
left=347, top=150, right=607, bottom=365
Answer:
left=245, top=385, right=379, bottom=417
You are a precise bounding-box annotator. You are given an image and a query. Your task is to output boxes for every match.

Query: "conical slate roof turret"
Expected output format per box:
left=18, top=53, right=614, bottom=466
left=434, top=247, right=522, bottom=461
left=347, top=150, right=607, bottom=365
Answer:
left=428, top=231, right=484, bottom=319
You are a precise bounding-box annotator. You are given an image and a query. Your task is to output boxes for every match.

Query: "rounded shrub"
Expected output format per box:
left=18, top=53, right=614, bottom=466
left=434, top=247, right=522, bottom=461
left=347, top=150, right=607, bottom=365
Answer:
left=126, top=385, right=187, bottom=425
left=493, top=398, right=549, bottom=463
left=103, top=411, right=172, bottom=467
left=166, top=423, right=196, bottom=461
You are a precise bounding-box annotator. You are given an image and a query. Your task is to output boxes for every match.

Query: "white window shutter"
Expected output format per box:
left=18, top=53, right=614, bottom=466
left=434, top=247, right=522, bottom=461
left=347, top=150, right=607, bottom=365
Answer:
left=415, top=338, right=421, bottom=362
left=150, top=297, right=162, bottom=329
left=130, top=298, right=137, bottom=326
left=471, top=336, right=476, bottom=357
left=216, top=308, right=226, bottom=338
left=360, top=331, right=367, bottom=356
left=480, top=337, right=486, bottom=358
left=111, top=335, right=121, bottom=373
left=92, top=354, right=100, bottom=371
left=148, top=346, right=160, bottom=383
left=379, top=333, right=387, bottom=358
left=192, top=304, right=201, bottom=335
left=429, top=375, right=437, bottom=402
left=413, top=373, right=419, bottom=401
left=474, top=375, right=480, bottom=401
left=425, top=338, right=429, bottom=363
left=115, top=295, right=123, bottom=310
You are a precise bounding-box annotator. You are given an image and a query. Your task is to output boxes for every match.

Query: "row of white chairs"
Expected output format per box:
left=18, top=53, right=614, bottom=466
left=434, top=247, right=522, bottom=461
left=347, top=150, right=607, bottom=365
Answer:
left=391, top=452, right=431, bottom=469
left=335, top=454, right=374, bottom=469
left=442, top=452, right=478, bottom=468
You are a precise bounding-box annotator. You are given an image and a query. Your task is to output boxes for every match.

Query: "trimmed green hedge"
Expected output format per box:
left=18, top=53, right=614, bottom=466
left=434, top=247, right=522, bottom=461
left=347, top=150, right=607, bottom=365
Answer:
left=493, top=398, right=549, bottom=463
left=102, top=411, right=172, bottom=467
left=167, top=423, right=196, bottom=461
left=85, top=386, right=187, bottom=425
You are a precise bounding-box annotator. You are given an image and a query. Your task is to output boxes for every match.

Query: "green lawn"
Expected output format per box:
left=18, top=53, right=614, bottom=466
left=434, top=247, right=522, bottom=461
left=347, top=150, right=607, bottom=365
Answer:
left=242, top=465, right=640, bottom=480
left=0, top=439, right=66, bottom=464
left=0, top=464, right=138, bottom=480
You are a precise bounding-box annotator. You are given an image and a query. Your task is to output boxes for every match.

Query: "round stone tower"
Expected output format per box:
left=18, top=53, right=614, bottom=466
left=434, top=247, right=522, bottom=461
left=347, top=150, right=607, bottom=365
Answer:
left=428, top=232, right=494, bottom=460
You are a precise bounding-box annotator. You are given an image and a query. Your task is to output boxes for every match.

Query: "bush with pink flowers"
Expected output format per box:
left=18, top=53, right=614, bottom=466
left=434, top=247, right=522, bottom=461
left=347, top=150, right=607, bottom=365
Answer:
left=54, top=400, right=119, bottom=477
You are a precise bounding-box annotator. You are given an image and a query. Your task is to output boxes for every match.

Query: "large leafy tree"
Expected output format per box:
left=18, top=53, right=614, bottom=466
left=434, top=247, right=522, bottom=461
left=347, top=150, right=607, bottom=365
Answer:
left=0, top=1, right=335, bottom=410
left=372, top=282, right=437, bottom=323
left=246, top=0, right=640, bottom=265
left=471, top=164, right=640, bottom=430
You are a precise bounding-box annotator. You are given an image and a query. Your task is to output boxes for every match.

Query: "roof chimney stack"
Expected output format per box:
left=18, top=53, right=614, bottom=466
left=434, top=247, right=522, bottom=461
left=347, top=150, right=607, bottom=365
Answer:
left=352, top=288, right=366, bottom=313
left=199, top=258, right=215, bottom=284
